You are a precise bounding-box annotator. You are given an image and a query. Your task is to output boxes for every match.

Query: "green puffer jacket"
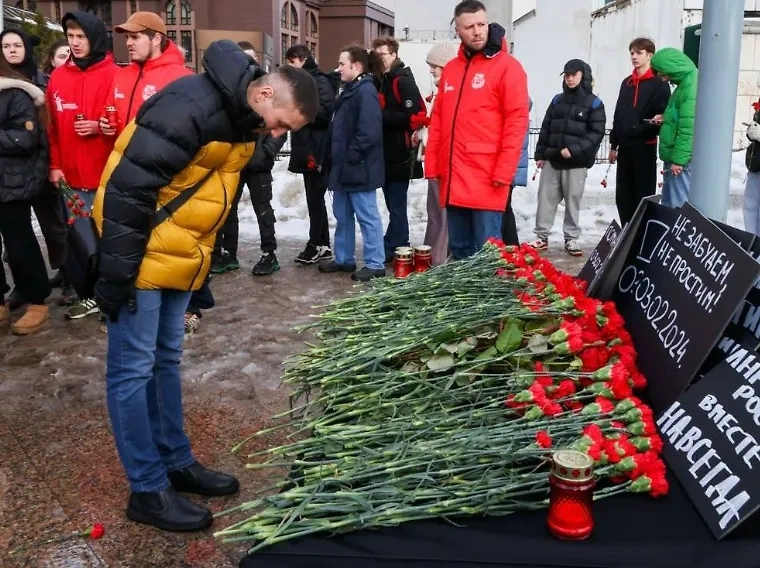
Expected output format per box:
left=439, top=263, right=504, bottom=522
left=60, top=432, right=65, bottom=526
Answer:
left=651, top=48, right=697, bottom=165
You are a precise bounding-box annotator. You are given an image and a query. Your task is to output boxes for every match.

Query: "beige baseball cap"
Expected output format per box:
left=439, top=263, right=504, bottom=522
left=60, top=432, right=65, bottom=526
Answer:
left=115, top=11, right=167, bottom=35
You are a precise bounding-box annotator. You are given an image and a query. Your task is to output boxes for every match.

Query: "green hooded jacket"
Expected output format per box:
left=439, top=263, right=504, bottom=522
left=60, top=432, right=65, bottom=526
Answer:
left=650, top=48, right=697, bottom=165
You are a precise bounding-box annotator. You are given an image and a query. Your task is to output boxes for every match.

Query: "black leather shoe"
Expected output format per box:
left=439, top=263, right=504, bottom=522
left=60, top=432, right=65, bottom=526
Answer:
left=168, top=462, right=240, bottom=497
left=126, top=487, right=212, bottom=532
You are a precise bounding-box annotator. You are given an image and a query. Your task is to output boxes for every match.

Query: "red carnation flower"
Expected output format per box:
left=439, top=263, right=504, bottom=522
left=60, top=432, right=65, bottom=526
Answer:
left=536, top=430, right=552, bottom=448
left=553, top=379, right=576, bottom=399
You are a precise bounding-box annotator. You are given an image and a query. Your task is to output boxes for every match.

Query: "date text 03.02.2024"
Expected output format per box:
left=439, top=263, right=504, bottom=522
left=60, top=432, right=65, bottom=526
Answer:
left=617, top=265, right=689, bottom=368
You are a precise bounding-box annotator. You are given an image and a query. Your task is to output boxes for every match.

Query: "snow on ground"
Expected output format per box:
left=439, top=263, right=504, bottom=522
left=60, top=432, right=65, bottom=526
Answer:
left=236, top=152, right=752, bottom=253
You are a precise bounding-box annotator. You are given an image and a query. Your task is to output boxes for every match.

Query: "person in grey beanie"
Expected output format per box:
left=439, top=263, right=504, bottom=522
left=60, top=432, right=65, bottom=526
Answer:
left=415, top=41, right=458, bottom=265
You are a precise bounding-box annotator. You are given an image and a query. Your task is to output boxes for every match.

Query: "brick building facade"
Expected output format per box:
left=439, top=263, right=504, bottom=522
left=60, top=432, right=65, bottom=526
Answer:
left=23, top=0, right=394, bottom=72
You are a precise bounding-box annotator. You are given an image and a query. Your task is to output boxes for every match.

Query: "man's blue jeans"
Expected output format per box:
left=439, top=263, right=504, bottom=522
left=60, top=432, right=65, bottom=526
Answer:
left=332, top=190, right=385, bottom=270
left=661, top=162, right=691, bottom=209
left=105, top=289, right=195, bottom=493
left=382, top=180, right=410, bottom=259
left=446, top=206, right=503, bottom=260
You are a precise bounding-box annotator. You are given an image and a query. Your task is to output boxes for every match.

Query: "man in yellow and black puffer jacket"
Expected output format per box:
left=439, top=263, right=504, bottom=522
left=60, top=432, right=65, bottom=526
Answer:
left=91, top=39, right=317, bottom=534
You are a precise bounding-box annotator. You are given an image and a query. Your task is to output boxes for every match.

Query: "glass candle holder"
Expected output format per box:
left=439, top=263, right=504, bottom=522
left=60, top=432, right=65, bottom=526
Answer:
left=547, top=450, right=595, bottom=540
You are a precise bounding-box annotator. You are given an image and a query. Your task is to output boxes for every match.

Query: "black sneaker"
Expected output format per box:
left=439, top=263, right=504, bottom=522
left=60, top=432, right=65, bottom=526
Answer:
left=295, top=244, right=320, bottom=265
left=318, top=260, right=356, bottom=273
left=211, top=252, right=240, bottom=274
left=252, top=252, right=280, bottom=276
left=317, top=246, right=333, bottom=261
left=351, top=266, right=387, bottom=281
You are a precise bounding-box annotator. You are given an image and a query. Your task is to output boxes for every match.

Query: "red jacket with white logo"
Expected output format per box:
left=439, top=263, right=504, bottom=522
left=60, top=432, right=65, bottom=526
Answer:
left=426, top=24, right=529, bottom=211
left=47, top=54, right=119, bottom=189
left=107, top=42, right=191, bottom=135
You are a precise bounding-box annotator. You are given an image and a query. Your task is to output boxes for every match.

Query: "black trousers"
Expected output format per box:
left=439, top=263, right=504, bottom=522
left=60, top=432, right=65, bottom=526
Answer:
left=500, top=185, right=519, bottom=246
left=304, top=171, right=330, bottom=249
left=0, top=201, right=51, bottom=304
left=214, top=170, right=277, bottom=257
left=615, top=144, right=658, bottom=226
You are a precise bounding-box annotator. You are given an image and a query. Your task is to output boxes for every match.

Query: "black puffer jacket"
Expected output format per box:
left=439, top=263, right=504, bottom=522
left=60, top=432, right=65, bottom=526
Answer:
left=535, top=60, right=606, bottom=169
left=378, top=60, right=424, bottom=181
left=288, top=57, right=336, bottom=173
left=0, top=78, right=48, bottom=203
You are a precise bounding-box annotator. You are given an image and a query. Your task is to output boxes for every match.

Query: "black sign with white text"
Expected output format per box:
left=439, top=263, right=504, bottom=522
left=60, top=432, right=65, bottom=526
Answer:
left=659, top=351, right=760, bottom=538
left=578, top=220, right=622, bottom=285
left=609, top=202, right=760, bottom=412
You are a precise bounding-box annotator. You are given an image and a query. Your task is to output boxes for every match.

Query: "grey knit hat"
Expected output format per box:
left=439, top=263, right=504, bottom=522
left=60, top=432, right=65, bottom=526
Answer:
left=426, top=41, right=459, bottom=68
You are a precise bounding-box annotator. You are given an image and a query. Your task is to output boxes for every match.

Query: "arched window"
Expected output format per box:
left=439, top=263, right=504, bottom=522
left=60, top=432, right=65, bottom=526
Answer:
left=290, top=3, right=299, bottom=32
left=308, top=11, right=318, bottom=38
left=180, top=0, right=192, bottom=25
left=281, top=4, right=287, bottom=28
left=164, top=0, right=176, bottom=25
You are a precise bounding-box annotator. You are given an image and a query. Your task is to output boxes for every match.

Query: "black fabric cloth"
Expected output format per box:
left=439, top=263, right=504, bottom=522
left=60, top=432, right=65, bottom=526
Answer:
left=535, top=61, right=606, bottom=170
left=62, top=12, right=108, bottom=71
left=615, top=143, right=658, bottom=226
left=0, top=82, right=48, bottom=204
left=0, top=200, right=50, bottom=304
left=97, top=40, right=263, bottom=300
left=215, top=170, right=277, bottom=256
left=240, top=470, right=760, bottom=568
left=609, top=70, right=670, bottom=150
left=247, top=133, right=287, bottom=173
left=303, top=170, right=330, bottom=248
left=501, top=185, right=519, bottom=245
left=32, top=190, right=68, bottom=268
left=288, top=60, right=336, bottom=173
left=746, top=107, right=760, bottom=172
left=0, top=28, right=41, bottom=81
left=187, top=277, right=214, bottom=316
left=378, top=60, right=424, bottom=181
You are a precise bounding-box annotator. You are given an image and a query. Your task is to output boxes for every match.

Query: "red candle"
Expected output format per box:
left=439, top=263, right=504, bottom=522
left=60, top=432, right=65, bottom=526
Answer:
left=413, top=245, right=432, bottom=272
left=547, top=450, right=595, bottom=540
left=394, top=247, right=414, bottom=279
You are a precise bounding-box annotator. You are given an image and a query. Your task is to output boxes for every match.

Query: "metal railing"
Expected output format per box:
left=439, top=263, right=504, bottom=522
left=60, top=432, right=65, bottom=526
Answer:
left=277, top=128, right=614, bottom=163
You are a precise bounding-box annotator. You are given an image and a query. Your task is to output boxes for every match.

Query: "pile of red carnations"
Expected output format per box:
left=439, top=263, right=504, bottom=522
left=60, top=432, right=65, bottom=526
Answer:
left=216, top=240, right=667, bottom=552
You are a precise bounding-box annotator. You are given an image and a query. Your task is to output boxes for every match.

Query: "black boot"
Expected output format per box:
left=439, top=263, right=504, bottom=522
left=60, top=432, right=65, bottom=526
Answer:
left=126, top=487, right=212, bottom=532
left=168, top=462, right=240, bottom=497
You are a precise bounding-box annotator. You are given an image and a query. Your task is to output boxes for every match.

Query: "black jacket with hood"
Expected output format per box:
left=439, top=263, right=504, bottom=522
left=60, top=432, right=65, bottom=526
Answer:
left=0, top=78, right=49, bottom=203
left=610, top=67, right=671, bottom=150
left=378, top=60, right=425, bottom=181
left=535, top=59, right=606, bottom=170
left=288, top=56, right=337, bottom=174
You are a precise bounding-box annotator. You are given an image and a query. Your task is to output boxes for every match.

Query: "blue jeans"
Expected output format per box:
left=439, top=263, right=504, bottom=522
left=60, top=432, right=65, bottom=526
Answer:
left=382, top=180, right=410, bottom=259
left=332, top=190, right=385, bottom=270
left=105, top=289, right=195, bottom=493
left=661, top=162, right=691, bottom=208
left=447, top=206, right=503, bottom=259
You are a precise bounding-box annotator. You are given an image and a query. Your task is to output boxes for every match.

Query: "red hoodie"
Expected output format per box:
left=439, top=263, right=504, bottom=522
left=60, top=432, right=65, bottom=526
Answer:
left=47, top=54, right=118, bottom=190
left=106, top=42, right=191, bottom=135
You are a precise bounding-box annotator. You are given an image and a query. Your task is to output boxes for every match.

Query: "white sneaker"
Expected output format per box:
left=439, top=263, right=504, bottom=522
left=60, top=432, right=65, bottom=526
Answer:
left=564, top=239, right=583, bottom=257
left=528, top=238, right=548, bottom=251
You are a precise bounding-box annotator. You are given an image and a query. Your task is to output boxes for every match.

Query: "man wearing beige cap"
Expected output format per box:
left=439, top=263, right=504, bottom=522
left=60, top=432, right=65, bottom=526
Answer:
left=100, top=11, right=190, bottom=137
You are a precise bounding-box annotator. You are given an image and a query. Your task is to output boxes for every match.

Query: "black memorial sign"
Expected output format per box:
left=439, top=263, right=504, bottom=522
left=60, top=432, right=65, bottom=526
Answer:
left=578, top=220, right=622, bottom=285
left=659, top=350, right=760, bottom=538
left=608, top=202, right=760, bottom=413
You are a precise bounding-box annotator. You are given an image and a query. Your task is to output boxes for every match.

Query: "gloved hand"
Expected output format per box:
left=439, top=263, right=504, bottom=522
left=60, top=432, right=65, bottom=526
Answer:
left=94, top=279, right=136, bottom=322
left=745, top=121, right=760, bottom=142
left=409, top=112, right=430, bottom=130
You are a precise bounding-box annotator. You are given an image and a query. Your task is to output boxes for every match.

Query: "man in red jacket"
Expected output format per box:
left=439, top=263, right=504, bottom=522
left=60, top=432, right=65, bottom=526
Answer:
left=426, top=0, right=529, bottom=260
left=47, top=11, right=118, bottom=319
left=100, top=12, right=191, bottom=137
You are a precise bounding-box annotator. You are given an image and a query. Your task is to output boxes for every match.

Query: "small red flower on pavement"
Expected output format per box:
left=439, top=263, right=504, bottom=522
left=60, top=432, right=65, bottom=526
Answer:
left=536, top=430, right=552, bottom=448
left=88, top=523, right=105, bottom=540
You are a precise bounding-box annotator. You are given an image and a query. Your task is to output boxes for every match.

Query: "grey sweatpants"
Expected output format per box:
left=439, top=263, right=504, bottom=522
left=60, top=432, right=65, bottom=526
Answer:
left=423, top=179, right=449, bottom=265
left=534, top=162, right=587, bottom=241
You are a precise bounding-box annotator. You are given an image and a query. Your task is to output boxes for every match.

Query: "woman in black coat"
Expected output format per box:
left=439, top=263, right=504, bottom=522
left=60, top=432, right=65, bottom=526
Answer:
left=318, top=45, right=387, bottom=282
left=0, top=29, right=70, bottom=305
left=0, top=56, right=51, bottom=334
